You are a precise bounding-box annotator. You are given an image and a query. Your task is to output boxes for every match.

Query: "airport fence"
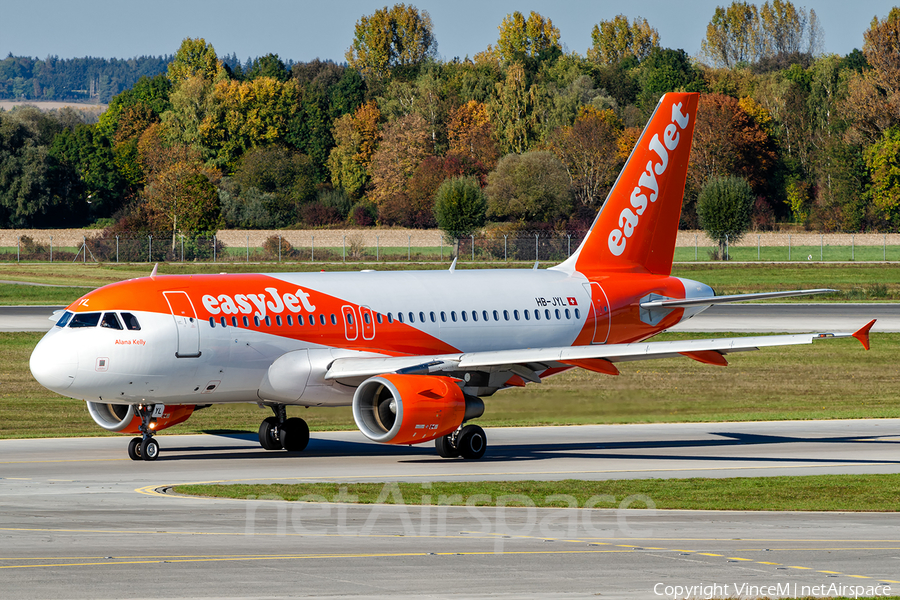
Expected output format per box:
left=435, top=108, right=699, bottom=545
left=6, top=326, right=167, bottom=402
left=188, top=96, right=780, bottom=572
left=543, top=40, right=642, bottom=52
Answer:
left=3, top=229, right=900, bottom=264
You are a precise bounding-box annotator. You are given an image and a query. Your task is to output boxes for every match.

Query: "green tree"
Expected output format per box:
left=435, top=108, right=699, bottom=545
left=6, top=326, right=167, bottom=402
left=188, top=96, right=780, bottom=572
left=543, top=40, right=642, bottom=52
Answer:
left=231, top=145, right=317, bottom=226
left=485, top=151, right=572, bottom=223
left=246, top=53, right=289, bottom=82
left=490, top=62, right=542, bottom=154
left=697, top=176, right=755, bottom=259
left=588, top=15, right=660, bottom=65
left=346, top=4, right=437, bottom=80
left=167, top=38, right=222, bottom=84
left=433, top=176, right=487, bottom=240
left=327, top=101, right=381, bottom=198
left=636, top=48, right=706, bottom=111
left=865, top=127, right=900, bottom=227
left=701, top=2, right=761, bottom=67
left=495, top=11, right=561, bottom=66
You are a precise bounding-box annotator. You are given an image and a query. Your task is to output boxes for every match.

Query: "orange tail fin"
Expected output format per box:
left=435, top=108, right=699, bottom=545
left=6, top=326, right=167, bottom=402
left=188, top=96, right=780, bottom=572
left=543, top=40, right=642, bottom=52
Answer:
left=555, top=93, right=699, bottom=276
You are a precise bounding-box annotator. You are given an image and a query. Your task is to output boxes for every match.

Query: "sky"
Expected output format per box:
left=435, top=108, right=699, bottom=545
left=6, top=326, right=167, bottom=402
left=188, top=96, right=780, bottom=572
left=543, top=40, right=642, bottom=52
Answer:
left=1, top=1, right=890, bottom=64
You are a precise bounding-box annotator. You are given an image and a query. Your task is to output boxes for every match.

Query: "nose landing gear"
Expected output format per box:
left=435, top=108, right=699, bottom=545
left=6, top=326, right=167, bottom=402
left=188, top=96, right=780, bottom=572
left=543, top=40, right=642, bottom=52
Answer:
left=127, top=404, right=161, bottom=461
left=258, top=405, right=309, bottom=453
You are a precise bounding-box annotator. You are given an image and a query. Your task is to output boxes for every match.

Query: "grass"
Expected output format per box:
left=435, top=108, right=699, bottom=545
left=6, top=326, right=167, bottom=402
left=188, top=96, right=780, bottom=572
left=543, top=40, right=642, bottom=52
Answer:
left=2, top=262, right=900, bottom=305
left=4, top=331, right=897, bottom=439
left=173, top=474, right=900, bottom=511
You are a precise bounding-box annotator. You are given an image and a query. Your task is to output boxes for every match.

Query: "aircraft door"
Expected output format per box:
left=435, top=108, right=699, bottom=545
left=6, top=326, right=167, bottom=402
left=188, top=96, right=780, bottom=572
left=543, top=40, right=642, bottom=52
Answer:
left=163, top=291, right=201, bottom=358
left=582, top=282, right=610, bottom=344
left=342, top=305, right=359, bottom=341
left=360, top=306, right=375, bottom=340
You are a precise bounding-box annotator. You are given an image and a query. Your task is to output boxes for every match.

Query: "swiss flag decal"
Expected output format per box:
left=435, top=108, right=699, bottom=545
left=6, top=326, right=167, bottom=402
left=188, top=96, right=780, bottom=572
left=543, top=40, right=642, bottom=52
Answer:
left=567, top=297, right=578, bottom=306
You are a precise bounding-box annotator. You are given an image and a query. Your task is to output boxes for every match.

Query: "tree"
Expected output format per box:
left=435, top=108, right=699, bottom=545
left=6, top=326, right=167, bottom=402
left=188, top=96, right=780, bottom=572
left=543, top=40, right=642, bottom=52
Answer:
left=701, top=2, right=761, bottom=67
left=490, top=62, right=542, bottom=154
left=246, top=54, right=289, bottom=82
left=485, top=151, right=572, bottom=223
left=369, top=113, right=431, bottom=209
left=433, top=176, right=487, bottom=240
left=865, top=127, right=900, bottom=227
left=495, top=11, right=561, bottom=66
left=231, top=146, right=316, bottom=226
left=447, top=100, right=498, bottom=168
left=327, top=101, right=381, bottom=198
left=346, top=4, right=437, bottom=80
left=696, top=176, right=755, bottom=259
left=167, top=38, right=222, bottom=84
left=636, top=48, right=706, bottom=111
left=547, top=106, right=623, bottom=207
left=588, top=15, right=660, bottom=65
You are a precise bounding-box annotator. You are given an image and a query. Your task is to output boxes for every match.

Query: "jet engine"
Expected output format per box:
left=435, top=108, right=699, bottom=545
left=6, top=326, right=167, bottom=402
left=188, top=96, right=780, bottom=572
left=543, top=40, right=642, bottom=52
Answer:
left=352, top=374, right=483, bottom=445
left=86, top=402, right=195, bottom=433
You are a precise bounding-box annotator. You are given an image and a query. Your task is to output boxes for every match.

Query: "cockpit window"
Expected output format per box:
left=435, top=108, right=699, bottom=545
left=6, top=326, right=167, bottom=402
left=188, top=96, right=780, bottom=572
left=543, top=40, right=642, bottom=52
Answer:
left=121, top=313, right=141, bottom=331
left=69, top=312, right=101, bottom=328
left=55, top=311, right=73, bottom=328
left=100, top=313, right=123, bottom=330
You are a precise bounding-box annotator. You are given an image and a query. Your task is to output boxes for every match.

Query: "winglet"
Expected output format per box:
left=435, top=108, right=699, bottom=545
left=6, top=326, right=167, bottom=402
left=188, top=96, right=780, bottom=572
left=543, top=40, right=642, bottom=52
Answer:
left=150, top=263, right=158, bottom=279
left=449, top=257, right=457, bottom=272
left=852, top=319, right=876, bottom=350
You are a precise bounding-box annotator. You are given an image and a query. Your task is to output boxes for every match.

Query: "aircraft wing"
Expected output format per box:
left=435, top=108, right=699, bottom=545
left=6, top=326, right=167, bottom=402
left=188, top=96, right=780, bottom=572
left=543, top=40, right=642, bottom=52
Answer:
left=324, top=320, right=875, bottom=383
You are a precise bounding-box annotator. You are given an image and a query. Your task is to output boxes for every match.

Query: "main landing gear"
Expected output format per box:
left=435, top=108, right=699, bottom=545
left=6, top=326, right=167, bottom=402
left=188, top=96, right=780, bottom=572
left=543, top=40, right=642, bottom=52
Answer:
left=435, top=424, right=487, bottom=460
left=258, top=405, right=310, bottom=452
left=127, top=404, right=161, bottom=461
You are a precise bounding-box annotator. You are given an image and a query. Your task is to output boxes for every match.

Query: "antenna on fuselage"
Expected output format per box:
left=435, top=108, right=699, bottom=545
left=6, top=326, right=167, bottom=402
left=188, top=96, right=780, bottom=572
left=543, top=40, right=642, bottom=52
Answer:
left=150, top=263, right=158, bottom=279
left=449, top=257, right=457, bottom=272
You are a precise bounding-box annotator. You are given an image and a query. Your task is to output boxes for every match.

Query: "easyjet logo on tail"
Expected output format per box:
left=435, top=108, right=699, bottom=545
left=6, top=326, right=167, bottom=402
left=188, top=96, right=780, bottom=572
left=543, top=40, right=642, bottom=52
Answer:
left=608, top=102, right=691, bottom=257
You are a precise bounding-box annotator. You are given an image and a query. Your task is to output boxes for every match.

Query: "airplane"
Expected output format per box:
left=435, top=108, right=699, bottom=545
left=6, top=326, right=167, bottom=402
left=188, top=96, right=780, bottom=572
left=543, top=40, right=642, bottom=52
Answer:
left=29, top=92, right=875, bottom=461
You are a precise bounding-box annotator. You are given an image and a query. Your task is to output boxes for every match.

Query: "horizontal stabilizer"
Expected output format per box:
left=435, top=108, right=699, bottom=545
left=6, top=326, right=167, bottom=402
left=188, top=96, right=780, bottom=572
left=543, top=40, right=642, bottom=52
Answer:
left=639, top=289, right=836, bottom=309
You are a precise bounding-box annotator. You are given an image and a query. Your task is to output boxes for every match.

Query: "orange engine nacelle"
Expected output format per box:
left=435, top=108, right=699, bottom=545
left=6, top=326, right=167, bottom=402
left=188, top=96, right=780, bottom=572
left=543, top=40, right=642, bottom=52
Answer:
left=352, top=374, right=477, bottom=445
left=86, top=402, right=195, bottom=434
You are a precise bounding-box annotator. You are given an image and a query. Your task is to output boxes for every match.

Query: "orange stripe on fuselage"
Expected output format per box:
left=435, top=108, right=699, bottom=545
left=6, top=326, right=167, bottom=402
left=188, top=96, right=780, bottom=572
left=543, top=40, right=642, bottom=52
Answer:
left=68, top=274, right=460, bottom=357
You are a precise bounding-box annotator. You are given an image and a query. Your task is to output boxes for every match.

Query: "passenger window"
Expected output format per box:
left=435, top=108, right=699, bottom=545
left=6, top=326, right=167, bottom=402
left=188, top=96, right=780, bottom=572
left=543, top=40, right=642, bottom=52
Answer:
left=376, top=313, right=383, bottom=324
left=419, top=311, right=426, bottom=323
left=243, top=316, right=249, bottom=327
left=451, top=311, right=457, bottom=322
left=287, top=315, right=293, bottom=326
left=266, top=316, right=273, bottom=326
left=524, top=310, right=530, bottom=321
left=254, top=316, right=261, bottom=327
left=545, top=309, right=551, bottom=320
left=231, top=316, right=238, bottom=327
left=56, top=311, right=73, bottom=328
left=471, top=311, right=477, bottom=322
left=565, top=309, right=571, bottom=319
left=208, top=317, right=215, bottom=327
left=461, top=311, right=468, bottom=322
left=398, top=312, right=404, bottom=323
left=70, top=312, right=101, bottom=328
left=441, top=311, right=447, bottom=322
left=220, top=316, right=227, bottom=327
left=409, top=312, right=415, bottom=323
left=534, top=310, right=540, bottom=321
left=387, top=313, right=394, bottom=323
left=319, top=314, right=326, bottom=326
left=330, top=314, right=337, bottom=325
left=575, top=308, right=581, bottom=319
left=503, top=310, right=510, bottom=321
left=555, top=309, right=560, bottom=320
left=513, top=310, right=519, bottom=321
left=430, top=312, right=436, bottom=323
left=492, top=310, right=499, bottom=321
left=297, top=315, right=304, bottom=326
left=347, top=313, right=354, bottom=325
left=364, top=313, right=371, bottom=324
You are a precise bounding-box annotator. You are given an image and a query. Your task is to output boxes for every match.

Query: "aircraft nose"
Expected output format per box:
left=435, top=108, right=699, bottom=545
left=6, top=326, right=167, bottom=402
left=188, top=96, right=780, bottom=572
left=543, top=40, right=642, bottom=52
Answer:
left=29, top=334, right=78, bottom=391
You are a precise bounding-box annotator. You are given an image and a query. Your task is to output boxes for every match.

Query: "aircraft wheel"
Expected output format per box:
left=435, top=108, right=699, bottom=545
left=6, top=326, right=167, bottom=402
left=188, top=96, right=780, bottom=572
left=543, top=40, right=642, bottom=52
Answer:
left=279, top=418, right=309, bottom=452
left=435, top=435, right=459, bottom=458
left=127, top=437, right=142, bottom=460
left=457, top=425, right=487, bottom=460
left=258, top=417, right=281, bottom=450
left=141, top=438, right=160, bottom=461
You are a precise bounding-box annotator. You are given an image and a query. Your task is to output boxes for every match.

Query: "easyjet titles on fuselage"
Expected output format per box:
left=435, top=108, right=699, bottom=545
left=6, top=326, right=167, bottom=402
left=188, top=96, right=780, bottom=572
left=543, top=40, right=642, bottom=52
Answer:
left=201, top=287, right=317, bottom=318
